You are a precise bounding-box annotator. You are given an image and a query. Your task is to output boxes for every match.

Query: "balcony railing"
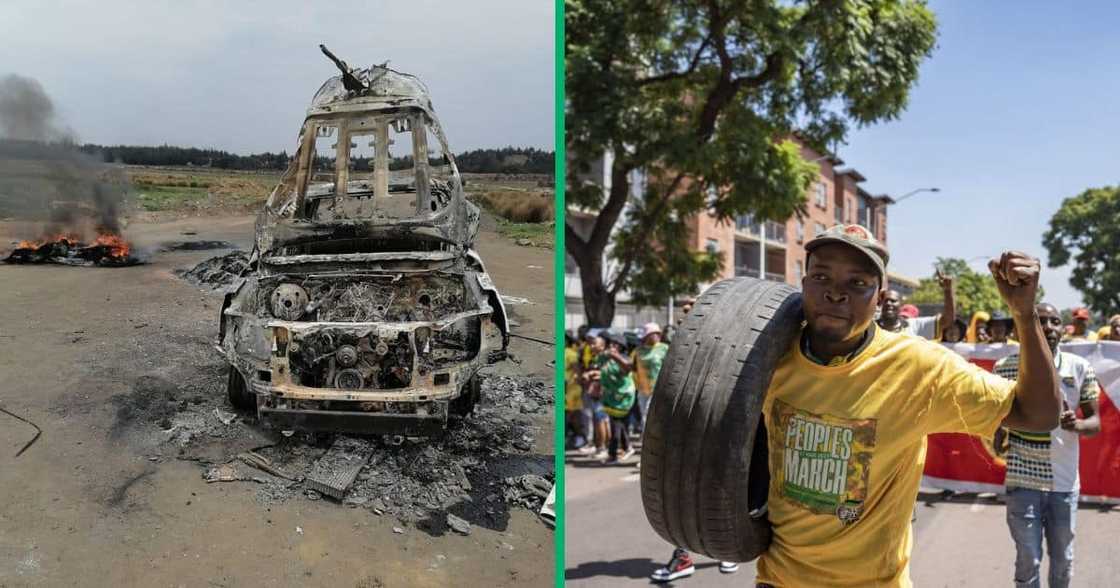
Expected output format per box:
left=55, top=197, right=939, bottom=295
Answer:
left=734, top=215, right=787, bottom=243
left=734, top=266, right=787, bottom=282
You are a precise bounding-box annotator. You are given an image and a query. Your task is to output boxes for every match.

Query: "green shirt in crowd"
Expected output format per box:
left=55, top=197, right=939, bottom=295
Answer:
left=632, top=342, right=669, bottom=395
left=595, top=353, right=636, bottom=418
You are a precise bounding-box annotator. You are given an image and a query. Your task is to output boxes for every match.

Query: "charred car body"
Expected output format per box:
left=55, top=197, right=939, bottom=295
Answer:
left=218, top=47, right=509, bottom=435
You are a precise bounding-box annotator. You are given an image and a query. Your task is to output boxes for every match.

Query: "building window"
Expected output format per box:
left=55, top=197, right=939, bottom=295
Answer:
left=796, top=220, right=804, bottom=243
left=794, top=260, right=803, bottom=282
left=834, top=201, right=844, bottom=224
left=705, top=238, right=720, bottom=254
left=814, top=222, right=826, bottom=236
left=815, top=182, right=827, bottom=208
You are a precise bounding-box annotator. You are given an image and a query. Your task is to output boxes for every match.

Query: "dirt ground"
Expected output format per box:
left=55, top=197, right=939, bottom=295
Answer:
left=0, top=212, right=555, bottom=587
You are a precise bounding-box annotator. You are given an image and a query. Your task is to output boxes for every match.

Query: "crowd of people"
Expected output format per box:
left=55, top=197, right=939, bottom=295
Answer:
left=568, top=223, right=1116, bottom=586
left=564, top=320, right=669, bottom=465
left=564, top=312, right=742, bottom=582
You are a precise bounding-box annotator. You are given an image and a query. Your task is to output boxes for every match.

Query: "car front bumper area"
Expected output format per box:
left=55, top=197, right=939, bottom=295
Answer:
left=257, top=405, right=447, bottom=436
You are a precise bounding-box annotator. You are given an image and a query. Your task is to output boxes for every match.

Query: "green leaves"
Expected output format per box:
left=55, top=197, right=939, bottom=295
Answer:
left=566, top=0, right=938, bottom=323
left=909, top=257, right=1008, bottom=319
left=1043, top=187, right=1120, bottom=314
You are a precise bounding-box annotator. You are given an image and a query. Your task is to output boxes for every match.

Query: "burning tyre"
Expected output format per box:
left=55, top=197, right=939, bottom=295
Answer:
left=217, top=47, right=509, bottom=436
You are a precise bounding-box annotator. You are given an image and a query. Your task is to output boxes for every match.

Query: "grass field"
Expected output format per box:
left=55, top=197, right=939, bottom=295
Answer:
left=129, top=168, right=280, bottom=212
left=0, top=161, right=554, bottom=246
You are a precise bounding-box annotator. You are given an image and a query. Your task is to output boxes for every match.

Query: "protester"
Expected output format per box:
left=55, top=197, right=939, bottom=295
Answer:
left=994, top=303, right=1101, bottom=588
left=988, top=311, right=1016, bottom=344
left=941, top=317, right=968, bottom=343
left=650, top=548, right=739, bottom=583
left=631, top=322, right=668, bottom=434
left=966, top=311, right=991, bottom=343
left=564, top=331, right=585, bottom=448
left=578, top=332, right=611, bottom=459
left=586, top=331, right=636, bottom=464
left=877, top=268, right=954, bottom=339
left=1065, top=308, right=1098, bottom=342
left=1109, top=315, right=1120, bottom=341
left=749, top=225, right=1059, bottom=587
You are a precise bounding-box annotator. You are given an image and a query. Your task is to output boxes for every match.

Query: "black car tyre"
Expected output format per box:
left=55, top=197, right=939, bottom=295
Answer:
left=227, top=365, right=254, bottom=410
left=640, top=277, right=803, bottom=562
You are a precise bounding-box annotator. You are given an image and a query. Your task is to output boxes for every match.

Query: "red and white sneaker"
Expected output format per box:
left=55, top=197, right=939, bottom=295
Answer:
left=650, top=548, right=695, bottom=583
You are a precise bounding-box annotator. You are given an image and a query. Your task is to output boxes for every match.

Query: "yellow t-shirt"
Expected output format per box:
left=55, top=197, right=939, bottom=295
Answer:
left=757, top=327, right=1016, bottom=587
left=564, top=347, right=582, bottom=411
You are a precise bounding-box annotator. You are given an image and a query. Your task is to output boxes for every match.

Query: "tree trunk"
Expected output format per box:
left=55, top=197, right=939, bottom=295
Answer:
left=579, top=254, right=617, bottom=327
left=565, top=148, right=634, bottom=328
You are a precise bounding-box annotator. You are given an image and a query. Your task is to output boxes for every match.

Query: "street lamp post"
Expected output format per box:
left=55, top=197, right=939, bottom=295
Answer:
left=866, top=187, right=940, bottom=233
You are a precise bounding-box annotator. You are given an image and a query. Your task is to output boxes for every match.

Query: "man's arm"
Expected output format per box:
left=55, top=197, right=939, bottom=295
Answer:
left=1062, top=398, right=1101, bottom=436
left=990, top=252, right=1061, bottom=432
left=937, top=268, right=955, bottom=332
left=609, top=349, right=634, bottom=374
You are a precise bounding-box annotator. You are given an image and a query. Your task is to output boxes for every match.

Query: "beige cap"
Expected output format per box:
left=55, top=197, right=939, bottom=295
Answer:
left=804, top=224, right=889, bottom=282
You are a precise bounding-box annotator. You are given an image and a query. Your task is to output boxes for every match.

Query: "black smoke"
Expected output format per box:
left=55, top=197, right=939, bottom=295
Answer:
left=0, top=74, right=129, bottom=237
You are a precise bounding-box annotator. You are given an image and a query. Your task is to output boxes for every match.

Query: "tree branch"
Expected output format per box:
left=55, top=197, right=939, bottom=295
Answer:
left=609, top=170, right=688, bottom=297
left=635, top=36, right=711, bottom=87
left=564, top=221, right=590, bottom=268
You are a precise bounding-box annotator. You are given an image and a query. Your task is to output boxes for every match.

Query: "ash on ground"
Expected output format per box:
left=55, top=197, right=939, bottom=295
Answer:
left=175, top=250, right=248, bottom=290
left=112, top=368, right=554, bottom=536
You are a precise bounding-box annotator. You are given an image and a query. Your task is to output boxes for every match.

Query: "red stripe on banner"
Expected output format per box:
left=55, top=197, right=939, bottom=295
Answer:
left=1078, top=384, right=1120, bottom=499
left=923, top=357, right=1007, bottom=485
left=923, top=351, right=1120, bottom=500
left=968, top=357, right=997, bottom=372
left=924, top=433, right=1006, bottom=484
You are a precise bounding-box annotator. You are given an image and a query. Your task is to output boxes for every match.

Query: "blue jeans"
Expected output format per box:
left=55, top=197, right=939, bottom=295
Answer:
left=1005, top=487, right=1077, bottom=588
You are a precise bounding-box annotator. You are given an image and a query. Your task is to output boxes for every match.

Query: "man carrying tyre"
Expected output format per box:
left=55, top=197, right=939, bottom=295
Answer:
left=745, top=224, right=1062, bottom=587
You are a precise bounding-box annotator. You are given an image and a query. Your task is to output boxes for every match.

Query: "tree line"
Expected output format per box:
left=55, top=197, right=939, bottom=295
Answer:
left=0, top=139, right=554, bottom=175
left=77, top=143, right=553, bottom=174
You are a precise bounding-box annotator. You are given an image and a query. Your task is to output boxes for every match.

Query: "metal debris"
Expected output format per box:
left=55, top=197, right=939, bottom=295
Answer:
left=540, top=485, right=556, bottom=529
left=446, top=513, right=471, bottom=535
left=204, top=463, right=245, bottom=483
left=0, top=405, right=42, bottom=457
left=238, top=451, right=303, bottom=482
left=502, top=474, right=552, bottom=511
left=213, top=408, right=236, bottom=425
left=304, top=436, right=375, bottom=500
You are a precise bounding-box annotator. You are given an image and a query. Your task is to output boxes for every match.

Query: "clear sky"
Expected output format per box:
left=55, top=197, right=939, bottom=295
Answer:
left=838, top=1, right=1119, bottom=310
left=0, top=1, right=554, bottom=154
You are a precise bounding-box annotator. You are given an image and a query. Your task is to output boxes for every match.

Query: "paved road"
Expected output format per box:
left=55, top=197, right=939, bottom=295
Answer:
left=565, top=443, right=1120, bottom=587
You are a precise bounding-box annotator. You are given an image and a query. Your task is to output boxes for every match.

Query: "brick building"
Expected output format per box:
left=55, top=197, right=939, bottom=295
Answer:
left=565, top=143, right=917, bottom=330
left=687, top=142, right=916, bottom=294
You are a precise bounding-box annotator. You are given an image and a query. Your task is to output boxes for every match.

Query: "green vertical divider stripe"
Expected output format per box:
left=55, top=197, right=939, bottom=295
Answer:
left=553, top=0, right=566, bottom=586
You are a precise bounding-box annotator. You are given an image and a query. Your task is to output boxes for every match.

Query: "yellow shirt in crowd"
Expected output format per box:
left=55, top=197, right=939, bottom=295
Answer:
left=564, top=346, right=582, bottom=411
left=757, top=327, right=1016, bottom=588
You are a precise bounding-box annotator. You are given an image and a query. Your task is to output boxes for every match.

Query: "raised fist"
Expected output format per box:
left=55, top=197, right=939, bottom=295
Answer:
left=987, top=251, right=1040, bottom=317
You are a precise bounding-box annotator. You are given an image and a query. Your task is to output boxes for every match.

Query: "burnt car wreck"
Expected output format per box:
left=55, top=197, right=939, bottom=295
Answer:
left=218, top=46, right=509, bottom=436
